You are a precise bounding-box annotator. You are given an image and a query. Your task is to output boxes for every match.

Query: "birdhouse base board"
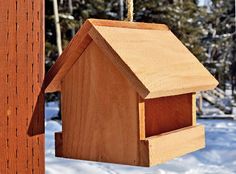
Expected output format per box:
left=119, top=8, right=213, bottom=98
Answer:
left=55, top=125, right=205, bottom=167
left=140, top=125, right=205, bottom=166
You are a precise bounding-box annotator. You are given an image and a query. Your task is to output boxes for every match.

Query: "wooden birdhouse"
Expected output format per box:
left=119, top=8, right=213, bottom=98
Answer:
left=44, top=19, right=218, bottom=167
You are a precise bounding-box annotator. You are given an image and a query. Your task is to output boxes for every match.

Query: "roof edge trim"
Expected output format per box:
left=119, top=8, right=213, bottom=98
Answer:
left=146, top=82, right=218, bottom=99
left=88, top=19, right=169, bottom=31
left=44, top=20, right=94, bottom=92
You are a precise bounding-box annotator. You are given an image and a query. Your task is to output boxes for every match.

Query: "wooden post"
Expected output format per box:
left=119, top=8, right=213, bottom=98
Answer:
left=0, top=0, right=45, bottom=173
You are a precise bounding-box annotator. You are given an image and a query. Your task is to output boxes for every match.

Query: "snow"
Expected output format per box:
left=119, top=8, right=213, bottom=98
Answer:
left=45, top=102, right=236, bottom=174
left=45, top=102, right=59, bottom=121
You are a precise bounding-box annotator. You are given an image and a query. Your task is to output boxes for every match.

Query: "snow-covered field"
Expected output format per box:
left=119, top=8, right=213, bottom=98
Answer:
left=45, top=102, right=236, bottom=174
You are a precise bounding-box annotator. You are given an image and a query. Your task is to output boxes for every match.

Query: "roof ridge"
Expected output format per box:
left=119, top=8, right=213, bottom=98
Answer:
left=88, top=19, right=169, bottom=31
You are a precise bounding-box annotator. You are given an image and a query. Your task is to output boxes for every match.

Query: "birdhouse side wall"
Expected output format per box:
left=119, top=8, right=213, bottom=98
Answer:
left=60, top=41, right=143, bottom=165
left=138, top=93, right=204, bottom=166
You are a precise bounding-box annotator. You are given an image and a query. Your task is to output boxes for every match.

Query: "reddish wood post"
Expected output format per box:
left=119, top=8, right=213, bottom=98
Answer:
left=0, top=0, right=45, bottom=173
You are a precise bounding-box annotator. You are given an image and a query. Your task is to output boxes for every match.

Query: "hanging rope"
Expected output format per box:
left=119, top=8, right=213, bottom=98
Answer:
left=126, top=0, right=133, bottom=22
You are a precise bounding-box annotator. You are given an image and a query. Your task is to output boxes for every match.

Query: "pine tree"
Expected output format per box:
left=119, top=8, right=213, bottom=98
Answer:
left=202, top=0, right=235, bottom=90
left=134, top=0, right=208, bottom=61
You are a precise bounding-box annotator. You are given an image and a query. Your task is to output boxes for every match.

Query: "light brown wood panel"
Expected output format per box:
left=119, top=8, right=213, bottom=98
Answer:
left=144, top=93, right=193, bottom=137
left=61, top=41, right=141, bottom=165
left=90, top=25, right=218, bottom=99
left=142, top=125, right=205, bottom=166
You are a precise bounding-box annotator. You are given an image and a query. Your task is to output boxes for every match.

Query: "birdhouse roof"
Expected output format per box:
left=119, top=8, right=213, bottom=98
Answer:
left=44, top=19, right=218, bottom=99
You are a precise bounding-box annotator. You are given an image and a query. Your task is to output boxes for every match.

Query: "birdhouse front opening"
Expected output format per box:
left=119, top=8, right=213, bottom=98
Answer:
left=144, top=93, right=194, bottom=138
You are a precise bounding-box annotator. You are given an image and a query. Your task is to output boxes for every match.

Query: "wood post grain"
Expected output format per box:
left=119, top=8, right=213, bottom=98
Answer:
left=0, top=0, right=45, bottom=173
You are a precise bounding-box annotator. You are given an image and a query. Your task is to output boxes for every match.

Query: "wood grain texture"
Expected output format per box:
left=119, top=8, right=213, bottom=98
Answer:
left=0, top=1, right=8, bottom=172
left=0, top=1, right=45, bottom=173
left=7, top=1, right=17, bottom=172
left=31, top=1, right=45, bottom=173
left=90, top=25, right=218, bottom=99
left=61, top=41, right=141, bottom=165
left=26, top=0, right=34, bottom=171
left=141, top=125, right=205, bottom=166
left=144, top=93, right=193, bottom=137
left=16, top=1, right=28, bottom=172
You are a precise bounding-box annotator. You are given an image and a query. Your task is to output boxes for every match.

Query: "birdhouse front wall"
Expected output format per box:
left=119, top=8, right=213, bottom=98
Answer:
left=59, top=41, right=142, bottom=165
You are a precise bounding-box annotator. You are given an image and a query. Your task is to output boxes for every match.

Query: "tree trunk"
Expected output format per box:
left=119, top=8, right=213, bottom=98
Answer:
left=120, top=0, right=124, bottom=20
left=68, top=0, right=73, bottom=14
left=53, top=0, right=63, bottom=55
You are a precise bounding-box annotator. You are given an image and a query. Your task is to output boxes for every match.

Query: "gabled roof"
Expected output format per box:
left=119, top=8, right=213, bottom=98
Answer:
left=44, top=19, right=218, bottom=99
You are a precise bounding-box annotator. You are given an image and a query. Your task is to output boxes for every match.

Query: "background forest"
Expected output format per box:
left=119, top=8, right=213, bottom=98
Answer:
left=45, top=0, right=235, bottom=104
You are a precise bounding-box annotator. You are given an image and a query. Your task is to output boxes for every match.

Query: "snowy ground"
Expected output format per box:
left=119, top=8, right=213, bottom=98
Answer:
left=45, top=102, right=236, bottom=174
